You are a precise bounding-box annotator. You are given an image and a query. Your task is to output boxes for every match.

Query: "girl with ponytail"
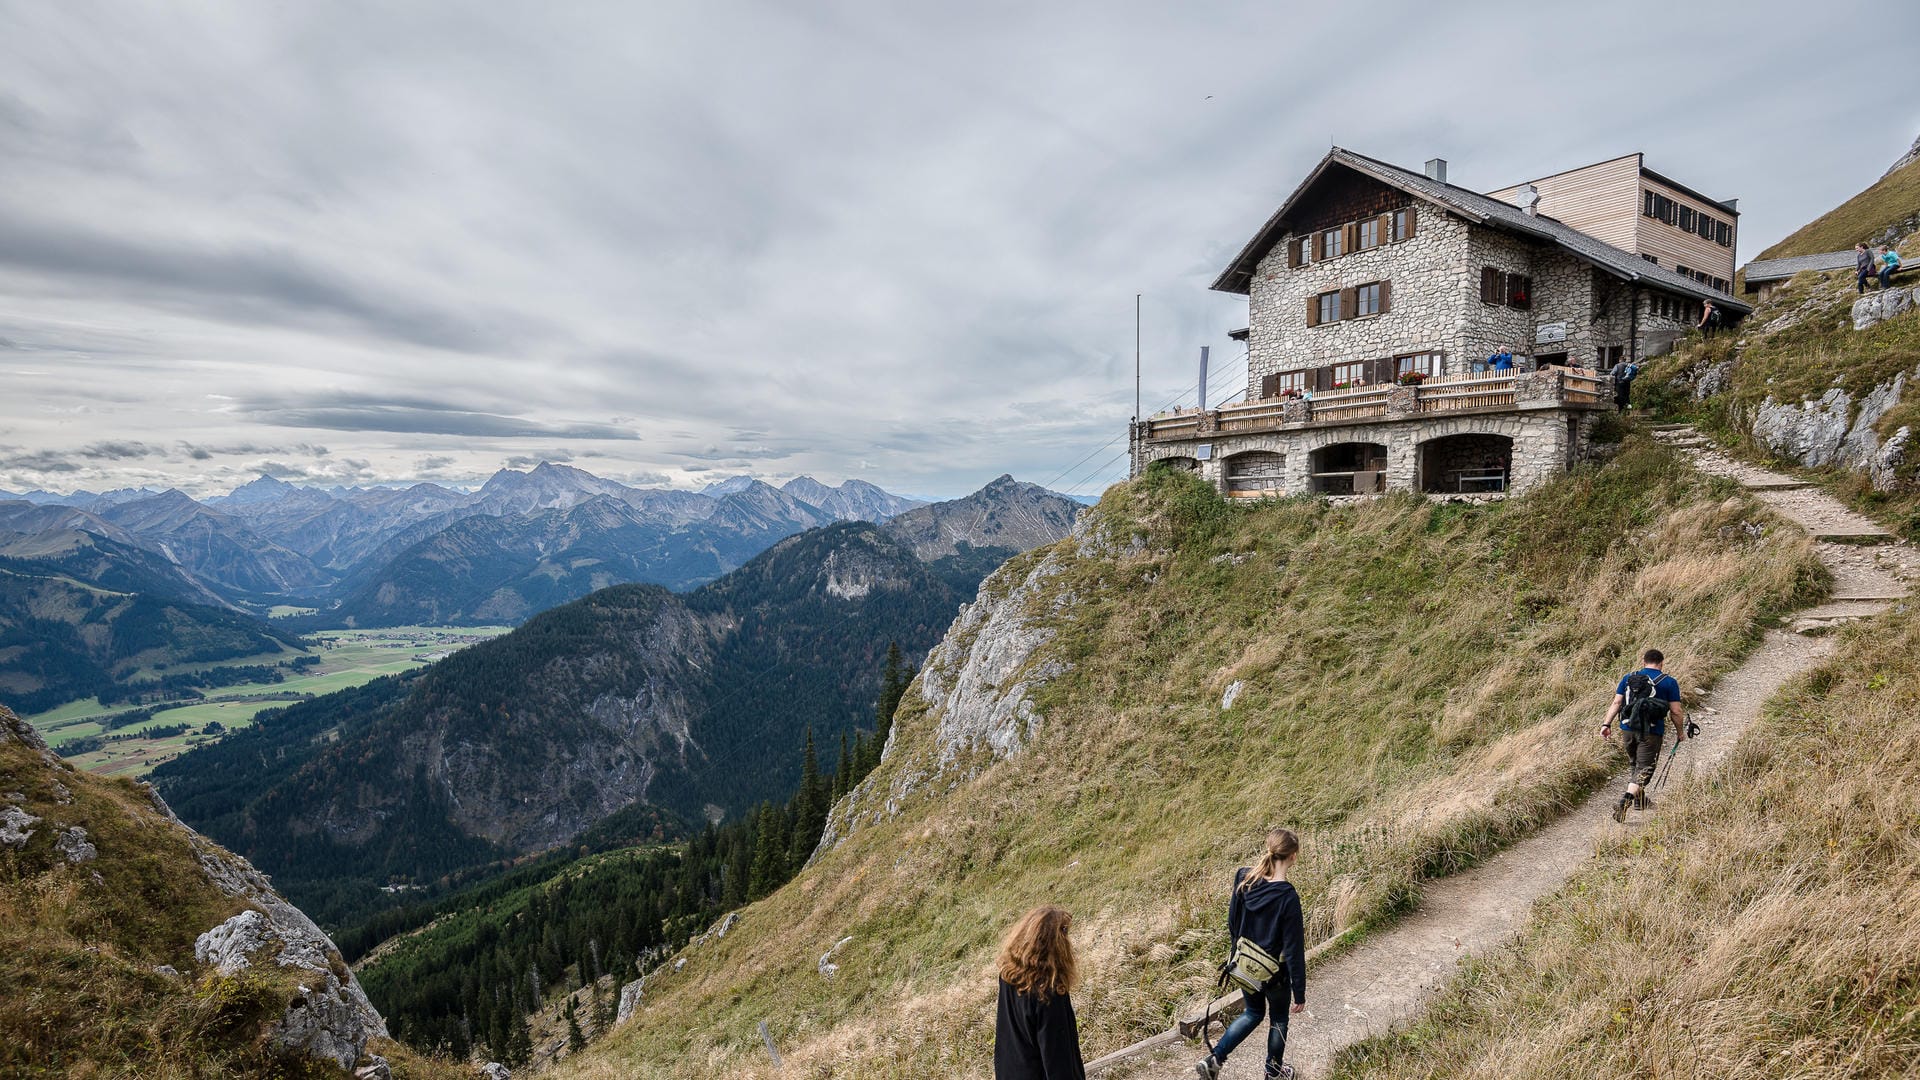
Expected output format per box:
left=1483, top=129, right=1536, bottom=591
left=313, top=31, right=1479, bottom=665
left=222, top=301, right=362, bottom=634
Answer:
left=1196, top=828, right=1306, bottom=1080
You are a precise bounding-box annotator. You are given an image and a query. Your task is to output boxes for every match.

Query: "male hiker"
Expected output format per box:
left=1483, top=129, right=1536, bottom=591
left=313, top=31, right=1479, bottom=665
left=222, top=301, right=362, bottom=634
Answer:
left=1601, top=648, right=1685, bottom=821
left=1608, top=356, right=1639, bottom=411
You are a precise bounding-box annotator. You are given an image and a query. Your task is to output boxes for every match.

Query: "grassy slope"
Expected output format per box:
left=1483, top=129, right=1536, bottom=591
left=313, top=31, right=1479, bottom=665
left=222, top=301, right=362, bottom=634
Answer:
left=0, top=706, right=466, bottom=1079
left=555, top=439, right=1823, bottom=1079
left=1756, top=158, right=1920, bottom=260
left=1332, top=601, right=1920, bottom=1078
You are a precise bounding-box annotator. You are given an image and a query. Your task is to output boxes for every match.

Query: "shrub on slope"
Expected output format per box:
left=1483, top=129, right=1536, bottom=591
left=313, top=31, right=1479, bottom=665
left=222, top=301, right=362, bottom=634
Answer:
left=1332, top=602, right=1920, bottom=1078
left=555, top=438, right=1822, bottom=1079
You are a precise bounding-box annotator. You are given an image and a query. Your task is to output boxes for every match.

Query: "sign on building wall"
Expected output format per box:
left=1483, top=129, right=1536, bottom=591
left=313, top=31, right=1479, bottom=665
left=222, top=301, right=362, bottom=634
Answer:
left=1534, top=321, right=1569, bottom=345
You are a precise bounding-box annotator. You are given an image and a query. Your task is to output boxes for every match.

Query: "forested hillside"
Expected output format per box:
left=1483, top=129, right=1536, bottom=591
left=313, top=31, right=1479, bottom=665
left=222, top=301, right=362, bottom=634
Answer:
left=553, top=439, right=1824, bottom=1078
left=153, top=523, right=995, bottom=927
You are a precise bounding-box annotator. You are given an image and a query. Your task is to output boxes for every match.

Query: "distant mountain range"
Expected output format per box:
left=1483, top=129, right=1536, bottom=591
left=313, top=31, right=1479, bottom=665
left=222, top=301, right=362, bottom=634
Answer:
left=148, top=476, right=1086, bottom=923
left=0, top=464, right=1078, bottom=712
left=0, top=463, right=935, bottom=616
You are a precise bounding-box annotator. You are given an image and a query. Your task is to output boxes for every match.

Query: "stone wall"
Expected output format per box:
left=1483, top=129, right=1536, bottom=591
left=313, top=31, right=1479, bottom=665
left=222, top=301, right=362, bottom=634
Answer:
left=1247, top=211, right=1473, bottom=386
left=1136, top=408, right=1582, bottom=497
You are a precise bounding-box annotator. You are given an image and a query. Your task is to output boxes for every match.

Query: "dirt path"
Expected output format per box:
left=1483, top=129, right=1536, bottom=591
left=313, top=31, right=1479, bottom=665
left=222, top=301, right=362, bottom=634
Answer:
left=1116, top=429, right=1916, bottom=1080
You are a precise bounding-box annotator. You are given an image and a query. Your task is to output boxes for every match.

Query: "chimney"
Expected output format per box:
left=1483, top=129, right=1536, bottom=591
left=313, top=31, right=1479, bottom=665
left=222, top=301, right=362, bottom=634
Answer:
left=1517, top=182, right=1541, bottom=216
left=1424, top=158, right=1448, bottom=183
left=1724, top=198, right=1738, bottom=213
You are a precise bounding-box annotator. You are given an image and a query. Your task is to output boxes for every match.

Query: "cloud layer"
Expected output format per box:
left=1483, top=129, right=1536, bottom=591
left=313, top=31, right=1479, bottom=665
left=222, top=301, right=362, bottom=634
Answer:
left=0, top=1, right=1912, bottom=498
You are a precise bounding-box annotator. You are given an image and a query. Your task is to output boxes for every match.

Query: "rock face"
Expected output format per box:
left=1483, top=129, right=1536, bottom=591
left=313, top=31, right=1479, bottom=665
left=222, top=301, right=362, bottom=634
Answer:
left=1753, top=370, right=1910, bottom=471
left=616, top=979, right=645, bottom=1024
left=881, top=475, right=1082, bottom=562
left=1852, top=287, right=1915, bottom=331
left=53, top=825, right=96, bottom=863
left=1887, top=132, right=1920, bottom=177
left=159, top=787, right=390, bottom=1070
left=1, top=804, right=39, bottom=846
left=1872, top=425, right=1914, bottom=493
left=917, top=550, right=1071, bottom=764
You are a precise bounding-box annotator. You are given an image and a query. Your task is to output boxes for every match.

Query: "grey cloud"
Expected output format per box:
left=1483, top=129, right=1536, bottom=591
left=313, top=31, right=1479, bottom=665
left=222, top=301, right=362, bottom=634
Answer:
left=245, top=399, right=640, bottom=441
left=415, top=454, right=457, bottom=471
left=0, top=450, right=83, bottom=473
left=0, top=211, right=533, bottom=354
left=78, top=440, right=161, bottom=460
left=502, top=451, right=576, bottom=470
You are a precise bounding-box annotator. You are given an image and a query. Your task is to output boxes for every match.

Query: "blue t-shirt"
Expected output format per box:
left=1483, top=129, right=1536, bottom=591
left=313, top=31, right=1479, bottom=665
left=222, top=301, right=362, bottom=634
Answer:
left=1884, top=251, right=1902, bottom=269
left=1615, top=667, right=1680, bottom=735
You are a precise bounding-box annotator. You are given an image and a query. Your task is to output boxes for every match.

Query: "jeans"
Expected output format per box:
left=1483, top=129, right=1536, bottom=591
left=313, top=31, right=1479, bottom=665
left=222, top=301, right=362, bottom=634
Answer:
left=1880, top=267, right=1895, bottom=289
left=1860, top=268, right=1872, bottom=293
left=1212, top=987, right=1289, bottom=1076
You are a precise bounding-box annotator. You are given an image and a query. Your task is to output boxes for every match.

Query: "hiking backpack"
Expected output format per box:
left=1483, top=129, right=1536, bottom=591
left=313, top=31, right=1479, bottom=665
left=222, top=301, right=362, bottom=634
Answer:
left=1621, top=671, right=1667, bottom=732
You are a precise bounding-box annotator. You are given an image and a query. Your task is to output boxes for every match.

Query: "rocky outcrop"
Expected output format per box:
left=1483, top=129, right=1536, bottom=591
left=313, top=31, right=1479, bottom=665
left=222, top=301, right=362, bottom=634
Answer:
left=1752, top=369, right=1911, bottom=471
left=152, top=783, right=390, bottom=1070
left=1, top=804, right=39, bottom=846
left=882, top=474, right=1082, bottom=561
left=1872, top=425, right=1914, bottom=493
left=1888, top=132, right=1920, bottom=177
left=616, top=979, right=645, bottom=1023
left=917, top=551, right=1071, bottom=763
left=53, top=825, right=95, bottom=863
left=1852, top=288, right=1915, bottom=331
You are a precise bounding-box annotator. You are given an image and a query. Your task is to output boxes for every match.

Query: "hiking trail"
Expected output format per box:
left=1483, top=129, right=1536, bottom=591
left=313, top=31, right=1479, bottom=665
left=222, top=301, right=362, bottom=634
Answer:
left=1106, top=426, right=1918, bottom=1080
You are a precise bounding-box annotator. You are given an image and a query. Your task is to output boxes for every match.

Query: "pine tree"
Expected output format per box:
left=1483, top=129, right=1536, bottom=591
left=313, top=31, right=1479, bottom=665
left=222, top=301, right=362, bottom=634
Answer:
left=504, top=1008, right=534, bottom=1067
left=748, top=802, right=789, bottom=898
left=788, top=728, right=826, bottom=866
left=566, top=998, right=586, bottom=1052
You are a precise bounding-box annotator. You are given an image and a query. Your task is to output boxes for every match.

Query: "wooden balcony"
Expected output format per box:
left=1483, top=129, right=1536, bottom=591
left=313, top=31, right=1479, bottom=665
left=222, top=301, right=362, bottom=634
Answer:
left=1140, top=368, right=1608, bottom=443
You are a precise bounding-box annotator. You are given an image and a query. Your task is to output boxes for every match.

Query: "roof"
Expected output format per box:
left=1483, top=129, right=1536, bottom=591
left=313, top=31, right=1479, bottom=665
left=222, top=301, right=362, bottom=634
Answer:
left=1490, top=152, right=1738, bottom=217
left=1211, top=147, right=1750, bottom=314
left=1740, top=249, right=1857, bottom=287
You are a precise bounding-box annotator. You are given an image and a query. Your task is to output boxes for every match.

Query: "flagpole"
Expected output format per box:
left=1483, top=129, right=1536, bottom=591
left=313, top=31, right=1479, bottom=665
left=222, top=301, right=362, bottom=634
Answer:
left=1134, top=293, right=1141, bottom=422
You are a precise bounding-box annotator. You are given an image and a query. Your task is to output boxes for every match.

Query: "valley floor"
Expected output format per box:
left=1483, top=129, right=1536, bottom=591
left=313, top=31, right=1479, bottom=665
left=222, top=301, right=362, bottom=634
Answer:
left=1120, top=426, right=1918, bottom=1079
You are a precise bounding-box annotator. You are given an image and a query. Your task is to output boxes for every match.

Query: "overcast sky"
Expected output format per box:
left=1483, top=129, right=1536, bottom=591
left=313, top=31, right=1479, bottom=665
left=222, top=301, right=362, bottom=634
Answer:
left=1, top=1, right=1913, bottom=500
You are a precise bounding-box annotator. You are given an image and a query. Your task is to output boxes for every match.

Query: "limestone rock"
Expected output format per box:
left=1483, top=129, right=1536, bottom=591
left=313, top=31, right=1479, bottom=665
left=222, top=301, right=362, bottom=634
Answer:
left=616, top=979, right=644, bottom=1023
left=0, top=805, right=38, bottom=848
left=1753, top=389, right=1852, bottom=467
left=355, top=1057, right=392, bottom=1080
left=1851, top=288, right=1914, bottom=331
left=819, top=936, right=853, bottom=978
left=154, top=964, right=181, bottom=978
left=1221, top=681, right=1246, bottom=710
left=1693, top=358, right=1734, bottom=401
left=480, top=1063, right=512, bottom=1080
left=55, top=825, right=97, bottom=863
left=1889, top=132, right=1920, bottom=177
left=196, top=909, right=277, bottom=975
left=917, top=549, right=1071, bottom=764
left=1872, top=425, right=1914, bottom=493
left=1840, top=372, right=1908, bottom=466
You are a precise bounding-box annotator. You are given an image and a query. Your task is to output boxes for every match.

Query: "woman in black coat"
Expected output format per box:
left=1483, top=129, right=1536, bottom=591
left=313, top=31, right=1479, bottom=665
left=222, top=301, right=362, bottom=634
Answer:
left=1196, top=828, right=1307, bottom=1080
left=994, top=904, right=1086, bottom=1080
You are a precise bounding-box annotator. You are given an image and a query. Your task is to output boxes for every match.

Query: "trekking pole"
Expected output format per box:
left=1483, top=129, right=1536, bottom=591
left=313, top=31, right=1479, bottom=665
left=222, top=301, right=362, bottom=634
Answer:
left=1652, top=741, right=1682, bottom=792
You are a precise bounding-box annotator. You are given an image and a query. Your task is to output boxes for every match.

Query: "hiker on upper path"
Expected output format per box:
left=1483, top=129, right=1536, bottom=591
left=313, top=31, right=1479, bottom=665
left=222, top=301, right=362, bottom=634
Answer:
left=1857, top=243, right=1876, bottom=293
left=994, top=905, right=1087, bottom=1080
left=1602, top=648, right=1686, bottom=822
left=1696, top=301, right=1721, bottom=337
left=1196, top=828, right=1307, bottom=1080
left=1609, top=356, right=1640, bottom=411
left=1879, top=245, right=1903, bottom=290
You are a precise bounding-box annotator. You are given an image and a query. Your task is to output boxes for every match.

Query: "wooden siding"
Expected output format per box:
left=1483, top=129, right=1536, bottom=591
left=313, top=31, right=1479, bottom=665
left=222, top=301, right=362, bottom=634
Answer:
left=1635, top=175, right=1737, bottom=282
left=1488, top=154, right=1641, bottom=252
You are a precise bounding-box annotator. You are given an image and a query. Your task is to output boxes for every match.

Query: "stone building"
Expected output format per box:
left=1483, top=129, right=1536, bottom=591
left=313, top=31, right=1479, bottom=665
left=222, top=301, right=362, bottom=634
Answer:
left=1131, top=148, right=1750, bottom=498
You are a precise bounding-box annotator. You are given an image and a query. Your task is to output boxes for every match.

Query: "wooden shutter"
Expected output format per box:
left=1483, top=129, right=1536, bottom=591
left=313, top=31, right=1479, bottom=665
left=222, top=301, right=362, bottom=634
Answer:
left=1287, top=238, right=1302, bottom=269
left=1375, top=214, right=1391, bottom=248
left=1369, top=356, right=1394, bottom=385
left=1339, top=287, right=1357, bottom=320
left=1402, top=205, right=1416, bottom=239
left=1343, top=222, right=1358, bottom=254
left=1378, top=279, right=1392, bottom=314
left=1314, top=366, right=1334, bottom=392
left=1317, top=231, right=1329, bottom=260
left=1306, top=294, right=1321, bottom=326
left=1480, top=266, right=1500, bottom=304
left=1260, top=372, right=1279, bottom=399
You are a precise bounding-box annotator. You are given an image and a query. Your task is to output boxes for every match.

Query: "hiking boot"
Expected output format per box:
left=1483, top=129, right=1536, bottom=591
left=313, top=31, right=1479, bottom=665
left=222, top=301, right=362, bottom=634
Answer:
left=1266, top=1066, right=1295, bottom=1079
left=1612, top=792, right=1631, bottom=823
left=1635, top=792, right=1652, bottom=812
left=1195, top=1055, right=1221, bottom=1080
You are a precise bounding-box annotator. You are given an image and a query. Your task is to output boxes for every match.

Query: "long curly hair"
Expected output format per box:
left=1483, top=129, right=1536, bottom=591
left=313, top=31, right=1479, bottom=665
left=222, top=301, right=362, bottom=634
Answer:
left=997, top=905, right=1078, bottom=1003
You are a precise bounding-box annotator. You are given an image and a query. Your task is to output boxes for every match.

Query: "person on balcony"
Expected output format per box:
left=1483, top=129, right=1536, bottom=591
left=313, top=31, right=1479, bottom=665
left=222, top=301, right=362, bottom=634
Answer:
left=1490, top=347, right=1514, bottom=372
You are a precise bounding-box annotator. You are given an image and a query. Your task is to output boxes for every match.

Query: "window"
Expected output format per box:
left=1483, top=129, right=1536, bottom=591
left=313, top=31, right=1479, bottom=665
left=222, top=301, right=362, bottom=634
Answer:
left=1678, top=206, right=1696, bottom=231
left=1330, top=360, right=1367, bottom=386
left=1321, top=227, right=1344, bottom=259
left=1317, top=291, right=1341, bottom=325
left=1391, top=208, right=1413, bottom=241
left=1396, top=351, right=1443, bottom=377
left=1288, top=236, right=1311, bottom=268
left=1356, top=282, right=1381, bottom=317
left=1506, top=273, right=1533, bottom=310
left=1480, top=266, right=1503, bottom=304
left=1356, top=217, right=1380, bottom=250
left=1714, top=221, right=1732, bottom=247
left=1274, top=370, right=1308, bottom=395
left=1641, top=253, right=1659, bottom=265
left=1599, top=345, right=1624, bottom=367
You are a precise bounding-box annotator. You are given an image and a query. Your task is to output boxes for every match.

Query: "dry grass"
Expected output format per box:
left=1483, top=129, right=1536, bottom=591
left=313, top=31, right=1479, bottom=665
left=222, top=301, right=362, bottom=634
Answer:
left=1332, top=602, right=1920, bottom=1079
left=552, top=439, right=1824, bottom=1080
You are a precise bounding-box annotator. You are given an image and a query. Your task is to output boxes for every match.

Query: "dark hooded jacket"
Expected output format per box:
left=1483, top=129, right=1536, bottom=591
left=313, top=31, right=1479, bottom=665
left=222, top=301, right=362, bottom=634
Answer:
left=1229, top=867, right=1308, bottom=1004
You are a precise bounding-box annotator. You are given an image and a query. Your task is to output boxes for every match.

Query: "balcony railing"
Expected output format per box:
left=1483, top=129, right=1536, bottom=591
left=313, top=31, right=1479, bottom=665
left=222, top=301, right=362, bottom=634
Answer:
left=1140, top=368, right=1607, bottom=443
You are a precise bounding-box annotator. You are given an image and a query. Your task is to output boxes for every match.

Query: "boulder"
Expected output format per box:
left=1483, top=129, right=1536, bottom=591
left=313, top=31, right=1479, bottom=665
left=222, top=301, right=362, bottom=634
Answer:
left=480, top=1064, right=512, bottom=1080
left=354, top=1058, right=392, bottom=1080
left=1852, top=288, right=1914, bottom=331
left=1221, top=680, right=1245, bottom=710
left=0, top=805, right=38, bottom=848
left=55, top=825, right=97, bottom=863
left=196, top=909, right=276, bottom=975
